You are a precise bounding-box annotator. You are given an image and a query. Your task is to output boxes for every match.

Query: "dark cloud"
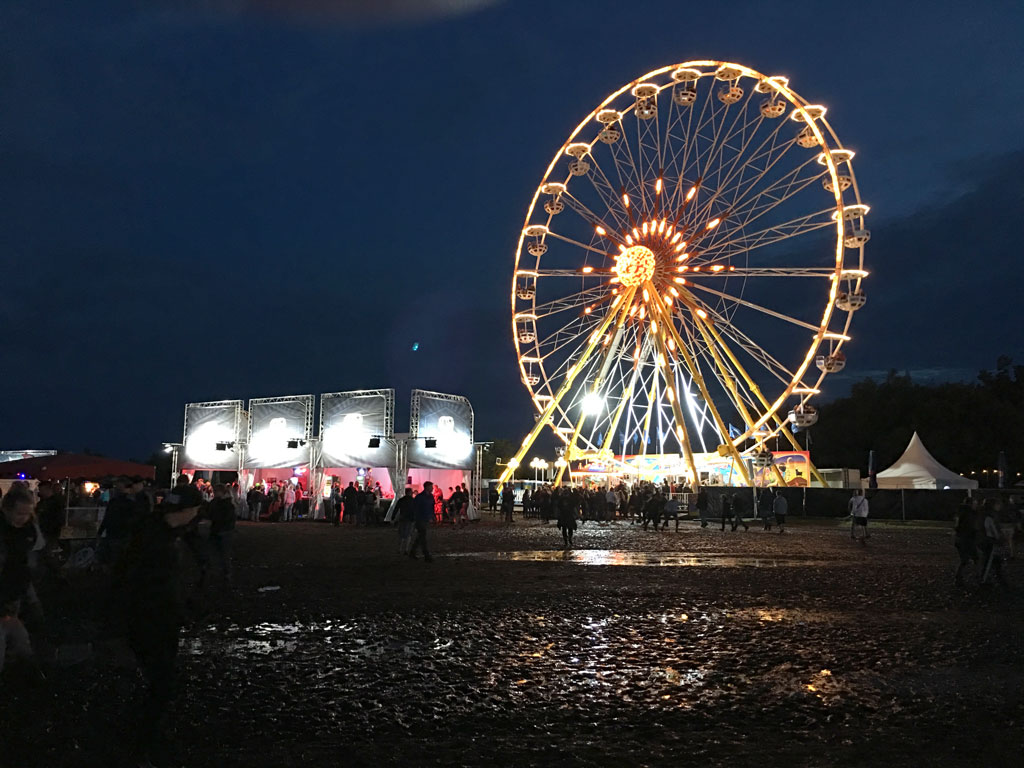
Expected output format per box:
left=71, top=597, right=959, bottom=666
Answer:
left=162, top=0, right=505, bottom=25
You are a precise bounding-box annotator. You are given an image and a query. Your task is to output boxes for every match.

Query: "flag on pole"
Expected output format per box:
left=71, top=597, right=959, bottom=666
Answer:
left=728, top=423, right=741, bottom=439
left=868, top=449, right=878, bottom=489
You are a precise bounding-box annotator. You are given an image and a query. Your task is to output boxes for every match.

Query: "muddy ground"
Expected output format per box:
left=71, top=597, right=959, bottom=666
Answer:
left=3, top=516, right=1023, bottom=767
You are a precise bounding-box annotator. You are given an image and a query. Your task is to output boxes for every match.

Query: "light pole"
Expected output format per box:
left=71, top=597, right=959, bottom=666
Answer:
left=554, top=456, right=568, bottom=486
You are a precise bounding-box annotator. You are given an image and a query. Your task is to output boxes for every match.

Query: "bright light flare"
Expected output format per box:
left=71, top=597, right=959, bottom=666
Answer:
left=706, top=218, right=721, bottom=230
left=686, top=186, right=697, bottom=201
left=582, top=392, right=604, bottom=415
left=655, top=178, right=663, bottom=193
left=595, top=225, right=606, bottom=236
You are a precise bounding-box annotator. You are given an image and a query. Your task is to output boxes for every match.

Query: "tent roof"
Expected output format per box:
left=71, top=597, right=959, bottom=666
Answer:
left=875, top=432, right=977, bottom=489
left=0, top=453, right=156, bottom=481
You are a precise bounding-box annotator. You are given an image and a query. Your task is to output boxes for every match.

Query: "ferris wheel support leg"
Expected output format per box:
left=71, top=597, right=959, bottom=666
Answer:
left=648, top=285, right=751, bottom=487
left=679, top=297, right=794, bottom=487
left=497, top=288, right=636, bottom=493
left=687, top=312, right=774, bottom=488
left=556, top=287, right=637, bottom=487
left=648, top=313, right=701, bottom=489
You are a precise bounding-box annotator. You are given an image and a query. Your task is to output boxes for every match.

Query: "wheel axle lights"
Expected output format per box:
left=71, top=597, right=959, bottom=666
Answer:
left=615, top=245, right=657, bottom=287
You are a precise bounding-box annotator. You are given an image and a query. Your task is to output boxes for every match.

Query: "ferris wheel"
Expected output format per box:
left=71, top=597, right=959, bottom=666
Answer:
left=499, top=60, right=869, bottom=489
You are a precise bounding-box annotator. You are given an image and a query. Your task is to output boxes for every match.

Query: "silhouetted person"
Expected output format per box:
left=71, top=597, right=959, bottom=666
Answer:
left=557, top=493, right=577, bottom=548
left=395, top=488, right=415, bottom=554
left=953, top=497, right=977, bottom=587
left=120, top=479, right=202, bottom=763
left=409, top=482, right=435, bottom=562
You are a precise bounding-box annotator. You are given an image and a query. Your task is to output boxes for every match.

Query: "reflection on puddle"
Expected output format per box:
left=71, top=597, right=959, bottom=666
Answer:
left=447, top=550, right=831, bottom=567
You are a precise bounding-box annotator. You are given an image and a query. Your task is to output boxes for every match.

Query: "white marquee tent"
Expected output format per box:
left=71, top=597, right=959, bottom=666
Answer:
left=873, top=432, right=978, bottom=490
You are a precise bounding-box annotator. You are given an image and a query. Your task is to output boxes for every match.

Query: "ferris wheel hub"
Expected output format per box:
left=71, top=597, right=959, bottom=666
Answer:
left=615, top=245, right=657, bottom=287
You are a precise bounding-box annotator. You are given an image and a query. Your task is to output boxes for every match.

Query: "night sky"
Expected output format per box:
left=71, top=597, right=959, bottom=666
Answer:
left=3, top=0, right=1023, bottom=460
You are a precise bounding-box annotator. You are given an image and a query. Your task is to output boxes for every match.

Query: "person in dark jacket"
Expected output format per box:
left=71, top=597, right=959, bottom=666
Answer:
left=395, top=488, right=415, bottom=554
left=696, top=488, right=710, bottom=528
left=758, top=489, right=775, bottom=531
left=500, top=485, right=514, bottom=524
left=342, top=482, right=359, bottom=525
left=207, top=483, right=235, bottom=583
left=119, top=480, right=202, bottom=762
left=556, top=492, right=577, bottom=548
left=730, top=491, right=750, bottom=532
left=409, top=483, right=435, bottom=562
left=1, top=487, right=44, bottom=677
left=953, top=497, right=977, bottom=587
left=97, top=477, right=137, bottom=569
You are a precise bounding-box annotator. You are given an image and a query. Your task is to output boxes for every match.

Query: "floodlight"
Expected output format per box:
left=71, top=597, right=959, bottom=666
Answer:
left=368, top=437, right=381, bottom=448
left=582, top=392, right=604, bottom=415
left=425, top=438, right=437, bottom=449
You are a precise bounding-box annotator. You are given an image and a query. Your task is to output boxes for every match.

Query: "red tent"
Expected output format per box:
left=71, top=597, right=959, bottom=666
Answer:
left=0, top=453, right=156, bottom=481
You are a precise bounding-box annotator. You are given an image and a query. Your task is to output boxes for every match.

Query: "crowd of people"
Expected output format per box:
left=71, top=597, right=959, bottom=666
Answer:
left=0, top=473, right=235, bottom=764
left=2, top=471, right=1020, bottom=765
left=489, top=480, right=799, bottom=536
left=952, top=495, right=1021, bottom=587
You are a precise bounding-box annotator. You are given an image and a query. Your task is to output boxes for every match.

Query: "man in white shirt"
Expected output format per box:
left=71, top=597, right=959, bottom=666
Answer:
left=849, top=490, right=869, bottom=541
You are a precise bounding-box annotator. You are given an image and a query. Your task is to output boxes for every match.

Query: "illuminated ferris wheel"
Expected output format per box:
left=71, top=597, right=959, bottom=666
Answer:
left=500, top=60, right=869, bottom=489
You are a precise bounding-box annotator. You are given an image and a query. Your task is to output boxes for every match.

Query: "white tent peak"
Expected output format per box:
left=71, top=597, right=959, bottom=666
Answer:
left=874, top=432, right=978, bottom=489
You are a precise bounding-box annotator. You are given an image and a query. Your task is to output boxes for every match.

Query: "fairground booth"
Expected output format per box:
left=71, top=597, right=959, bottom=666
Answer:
left=240, top=395, right=315, bottom=515
left=178, top=400, right=246, bottom=480
left=403, top=389, right=476, bottom=511
left=314, top=388, right=400, bottom=517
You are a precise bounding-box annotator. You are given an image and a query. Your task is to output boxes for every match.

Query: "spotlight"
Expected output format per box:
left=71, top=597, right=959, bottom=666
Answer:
left=424, top=438, right=437, bottom=449
left=287, top=439, right=299, bottom=449
left=368, top=437, right=381, bottom=448
left=216, top=442, right=228, bottom=452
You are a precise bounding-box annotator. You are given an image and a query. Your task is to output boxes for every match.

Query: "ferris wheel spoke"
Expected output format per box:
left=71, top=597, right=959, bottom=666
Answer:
left=702, top=111, right=796, bottom=207
left=690, top=266, right=837, bottom=278
left=697, top=210, right=837, bottom=263
left=578, top=156, right=633, bottom=232
left=679, top=105, right=771, bottom=230
left=530, top=287, right=609, bottom=319
left=713, top=319, right=800, bottom=389
left=607, top=118, right=648, bottom=213
left=692, top=85, right=760, bottom=203
left=544, top=229, right=614, bottom=257
left=685, top=281, right=820, bottom=332
left=696, top=157, right=826, bottom=251
left=684, top=120, right=808, bottom=235
left=560, top=192, right=628, bottom=243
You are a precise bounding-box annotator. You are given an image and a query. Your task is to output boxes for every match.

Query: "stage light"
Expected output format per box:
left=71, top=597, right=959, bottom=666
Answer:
left=425, top=438, right=437, bottom=448
left=368, top=437, right=381, bottom=448
left=215, top=442, right=229, bottom=451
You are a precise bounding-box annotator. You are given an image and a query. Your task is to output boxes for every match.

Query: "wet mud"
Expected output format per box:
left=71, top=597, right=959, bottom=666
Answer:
left=4, top=518, right=1022, bottom=767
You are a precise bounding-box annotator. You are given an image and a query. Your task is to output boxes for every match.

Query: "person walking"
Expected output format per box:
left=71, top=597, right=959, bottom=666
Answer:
left=758, top=489, right=774, bottom=531
left=342, top=482, right=359, bottom=525
left=696, top=488, right=710, bottom=528
left=731, top=491, right=750, bottom=531
left=488, top=486, right=499, bottom=513
left=282, top=483, right=296, bottom=523
left=849, top=489, right=869, bottom=542
left=97, top=477, right=139, bottom=569
left=980, top=500, right=1008, bottom=587
left=208, top=484, right=235, bottom=584
left=773, top=489, right=788, bottom=534
left=0, top=487, right=45, bottom=681
left=953, top=497, right=978, bottom=587
left=395, top=488, right=415, bottom=554
left=119, top=479, right=203, bottom=763
left=720, top=493, right=733, bottom=532
left=556, top=491, right=578, bottom=548
left=409, top=482, right=435, bottom=562
left=500, top=485, right=514, bottom=524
